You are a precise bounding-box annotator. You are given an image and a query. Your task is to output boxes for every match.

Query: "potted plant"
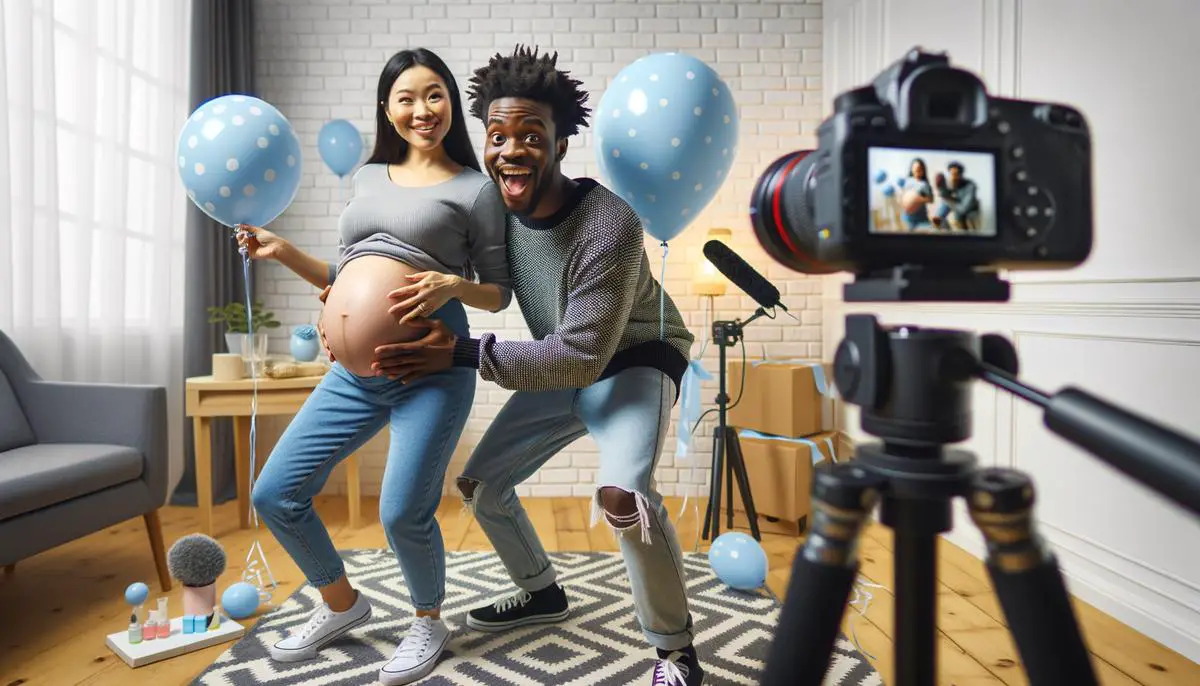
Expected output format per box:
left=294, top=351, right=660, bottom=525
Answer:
left=207, top=301, right=281, bottom=366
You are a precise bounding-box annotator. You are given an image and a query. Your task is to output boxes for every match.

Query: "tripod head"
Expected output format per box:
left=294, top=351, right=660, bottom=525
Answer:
left=712, top=306, right=771, bottom=349
left=837, top=313, right=1200, bottom=516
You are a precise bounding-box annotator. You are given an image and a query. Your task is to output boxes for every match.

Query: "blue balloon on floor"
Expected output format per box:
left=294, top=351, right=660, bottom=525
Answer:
left=176, top=94, right=303, bottom=228
left=708, top=532, right=768, bottom=591
left=222, top=581, right=261, bottom=619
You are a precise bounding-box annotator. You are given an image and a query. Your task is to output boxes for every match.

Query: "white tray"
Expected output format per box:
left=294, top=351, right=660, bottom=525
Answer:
left=104, top=616, right=245, bottom=668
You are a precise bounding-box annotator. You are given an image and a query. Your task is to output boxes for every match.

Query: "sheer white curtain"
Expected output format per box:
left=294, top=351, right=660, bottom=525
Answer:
left=1, top=0, right=192, bottom=497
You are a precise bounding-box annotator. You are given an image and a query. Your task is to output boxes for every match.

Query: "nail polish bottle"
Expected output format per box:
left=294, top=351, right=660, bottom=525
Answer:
left=142, top=611, right=156, bottom=641
left=156, top=611, right=170, bottom=639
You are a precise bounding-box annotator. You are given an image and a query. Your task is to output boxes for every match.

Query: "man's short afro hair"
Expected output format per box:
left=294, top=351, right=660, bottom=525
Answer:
left=467, top=45, right=591, bottom=138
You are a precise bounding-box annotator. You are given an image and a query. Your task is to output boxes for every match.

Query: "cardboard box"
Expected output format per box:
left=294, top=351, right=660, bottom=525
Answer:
left=727, top=360, right=836, bottom=438
left=728, top=429, right=844, bottom=537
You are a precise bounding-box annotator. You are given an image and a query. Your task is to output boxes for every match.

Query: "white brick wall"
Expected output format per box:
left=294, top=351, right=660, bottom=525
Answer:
left=250, top=0, right=826, bottom=499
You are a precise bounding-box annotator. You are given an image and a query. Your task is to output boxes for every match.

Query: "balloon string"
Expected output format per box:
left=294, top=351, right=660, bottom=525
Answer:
left=659, top=241, right=668, bottom=341
left=236, top=231, right=277, bottom=604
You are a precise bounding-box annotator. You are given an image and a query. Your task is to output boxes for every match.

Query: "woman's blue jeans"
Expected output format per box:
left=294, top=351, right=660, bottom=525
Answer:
left=251, top=301, right=475, bottom=610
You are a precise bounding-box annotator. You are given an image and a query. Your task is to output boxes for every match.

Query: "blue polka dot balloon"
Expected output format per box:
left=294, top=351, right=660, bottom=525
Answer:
left=708, top=531, right=768, bottom=591
left=176, top=94, right=303, bottom=228
left=595, top=52, right=739, bottom=243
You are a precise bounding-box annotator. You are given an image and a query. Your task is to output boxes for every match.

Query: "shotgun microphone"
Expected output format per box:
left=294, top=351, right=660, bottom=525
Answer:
left=702, top=239, right=787, bottom=312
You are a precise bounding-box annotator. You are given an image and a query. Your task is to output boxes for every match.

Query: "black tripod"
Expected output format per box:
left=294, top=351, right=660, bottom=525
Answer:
left=762, top=312, right=1200, bottom=686
left=701, top=308, right=770, bottom=542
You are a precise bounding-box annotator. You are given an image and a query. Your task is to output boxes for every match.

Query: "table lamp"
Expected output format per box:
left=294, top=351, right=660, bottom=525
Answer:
left=694, top=227, right=732, bottom=296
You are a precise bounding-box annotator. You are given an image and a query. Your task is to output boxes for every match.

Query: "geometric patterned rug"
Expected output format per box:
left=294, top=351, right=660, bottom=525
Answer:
left=191, top=550, right=881, bottom=685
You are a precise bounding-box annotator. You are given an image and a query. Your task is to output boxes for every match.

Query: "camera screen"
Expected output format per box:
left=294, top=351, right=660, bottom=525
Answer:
left=867, top=147, right=997, bottom=236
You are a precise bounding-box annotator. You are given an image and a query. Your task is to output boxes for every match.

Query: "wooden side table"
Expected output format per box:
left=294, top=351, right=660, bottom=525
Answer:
left=184, top=374, right=363, bottom=537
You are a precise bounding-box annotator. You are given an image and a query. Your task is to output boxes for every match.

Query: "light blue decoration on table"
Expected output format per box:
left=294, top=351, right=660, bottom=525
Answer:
left=124, top=581, right=149, bottom=607
left=221, top=581, right=262, bottom=620
left=594, top=52, right=739, bottom=243
left=708, top=531, right=769, bottom=591
left=176, top=94, right=303, bottom=228
left=290, top=324, right=321, bottom=362
left=317, top=119, right=363, bottom=178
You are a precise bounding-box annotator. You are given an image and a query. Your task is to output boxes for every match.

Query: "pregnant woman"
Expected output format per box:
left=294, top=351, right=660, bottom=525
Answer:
left=236, top=48, right=510, bottom=685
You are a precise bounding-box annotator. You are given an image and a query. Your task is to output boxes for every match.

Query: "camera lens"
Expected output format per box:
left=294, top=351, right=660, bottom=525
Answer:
left=749, top=150, right=839, bottom=274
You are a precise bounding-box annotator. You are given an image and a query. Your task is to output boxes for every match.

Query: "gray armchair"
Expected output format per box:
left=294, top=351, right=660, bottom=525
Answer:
left=0, top=329, right=172, bottom=590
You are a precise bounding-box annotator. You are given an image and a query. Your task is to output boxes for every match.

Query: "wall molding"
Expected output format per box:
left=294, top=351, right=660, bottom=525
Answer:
left=849, top=301, right=1200, bottom=320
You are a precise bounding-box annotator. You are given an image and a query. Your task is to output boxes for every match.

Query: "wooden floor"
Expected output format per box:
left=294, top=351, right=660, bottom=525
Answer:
left=0, top=496, right=1194, bottom=685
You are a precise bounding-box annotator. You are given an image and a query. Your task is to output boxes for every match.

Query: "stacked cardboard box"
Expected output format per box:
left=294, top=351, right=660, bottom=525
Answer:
left=724, top=360, right=844, bottom=536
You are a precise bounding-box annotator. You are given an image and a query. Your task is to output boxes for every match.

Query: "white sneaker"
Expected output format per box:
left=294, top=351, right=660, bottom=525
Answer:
left=377, top=616, right=450, bottom=685
left=268, top=591, right=372, bottom=662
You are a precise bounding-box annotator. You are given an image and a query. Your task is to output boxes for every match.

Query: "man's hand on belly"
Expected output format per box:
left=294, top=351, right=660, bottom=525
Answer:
left=372, top=319, right=456, bottom=382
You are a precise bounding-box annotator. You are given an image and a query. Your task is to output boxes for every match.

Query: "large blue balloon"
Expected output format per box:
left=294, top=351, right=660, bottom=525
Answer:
left=708, top=532, right=768, bottom=591
left=177, top=94, right=303, bottom=228
left=595, top=53, right=739, bottom=242
left=318, top=119, right=363, bottom=178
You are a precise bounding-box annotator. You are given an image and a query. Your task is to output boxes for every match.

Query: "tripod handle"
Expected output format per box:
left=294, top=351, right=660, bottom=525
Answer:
left=1045, top=388, right=1200, bottom=516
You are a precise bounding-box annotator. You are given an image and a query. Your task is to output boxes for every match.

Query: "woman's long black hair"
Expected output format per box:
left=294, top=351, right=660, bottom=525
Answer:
left=365, top=48, right=480, bottom=172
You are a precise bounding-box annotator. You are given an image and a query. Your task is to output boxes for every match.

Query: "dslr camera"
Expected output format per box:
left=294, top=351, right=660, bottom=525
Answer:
left=750, top=48, right=1093, bottom=301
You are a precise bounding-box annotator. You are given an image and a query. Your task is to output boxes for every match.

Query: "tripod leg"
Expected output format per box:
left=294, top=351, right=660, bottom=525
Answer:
left=762, top=463, right=881, bottom=686
left=968, top=469, right=1099, bottom=686
left=702, top=430, right=714, bottom=539
left=887, top=498, right=942, bottom=686
left=703, top=427, right=726, bottom=540
left=726, top=436, right=735, bottom=529
left=727, top=429, right=762, bottom=540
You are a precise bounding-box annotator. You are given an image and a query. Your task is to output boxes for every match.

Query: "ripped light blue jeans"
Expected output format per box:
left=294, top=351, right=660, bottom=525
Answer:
left=457, top=366, right=694, bottom=650
left=252, top=301, right=475, bottom=610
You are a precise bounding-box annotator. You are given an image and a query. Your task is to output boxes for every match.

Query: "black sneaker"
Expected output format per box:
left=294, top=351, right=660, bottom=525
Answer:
left=466, top=583, right=571, bottom=632
left=652, top=647, right=705, bottom=685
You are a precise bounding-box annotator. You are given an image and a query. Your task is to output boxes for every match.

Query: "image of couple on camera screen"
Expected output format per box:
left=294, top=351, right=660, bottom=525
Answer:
left=869, top=147, right=995, bottom=236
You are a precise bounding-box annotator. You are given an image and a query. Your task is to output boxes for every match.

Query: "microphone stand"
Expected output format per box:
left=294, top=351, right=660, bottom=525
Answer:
left=702, top=306, right=771, bottom=542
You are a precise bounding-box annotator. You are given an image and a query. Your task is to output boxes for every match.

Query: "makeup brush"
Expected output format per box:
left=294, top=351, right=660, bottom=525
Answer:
left=167, top=533, right=227, bottom=618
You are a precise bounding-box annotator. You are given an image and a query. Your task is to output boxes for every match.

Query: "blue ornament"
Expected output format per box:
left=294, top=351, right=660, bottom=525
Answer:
left=290, top=325, right=320, bottom=362
left=177, top=94, right=303, bottom=228
left=708, top=532, right=768, bottom=591
left=221, top=581, right=261, bottom=620
left=595, top=52, right=739, bottom=243
left=317, top=119, right=363, bottom=178
left=124, top=582, right=149, bottom=606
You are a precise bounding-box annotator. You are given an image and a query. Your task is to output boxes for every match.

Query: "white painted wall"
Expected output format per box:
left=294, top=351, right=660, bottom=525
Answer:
left=823, top=0, right=1200, bottom=663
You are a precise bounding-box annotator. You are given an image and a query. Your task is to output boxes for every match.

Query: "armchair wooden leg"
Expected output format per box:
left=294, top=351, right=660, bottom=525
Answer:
left=144, top=510, right=172, bottom=592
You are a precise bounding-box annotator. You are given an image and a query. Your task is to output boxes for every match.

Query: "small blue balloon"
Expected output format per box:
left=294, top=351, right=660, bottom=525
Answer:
left=318, top=119, right=363, bottom=178
left=177, top=94, right=303, bottom=228
left=708, top=532, right=768, bottom=591
left=595, top=52, right=739, bottom=242
left=882, top=185, right=896, bottom=197
left=221, top=581, right=261, bottom=620
left=896, top=177, right=907, bottom=189
left=874, top=170, right=888, bottom=184
left=125, top=582, right=149, bottom=606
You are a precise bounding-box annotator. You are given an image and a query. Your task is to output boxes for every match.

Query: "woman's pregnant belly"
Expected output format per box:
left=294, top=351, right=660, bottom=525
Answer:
left=320, top=255, right=425, bottom=377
